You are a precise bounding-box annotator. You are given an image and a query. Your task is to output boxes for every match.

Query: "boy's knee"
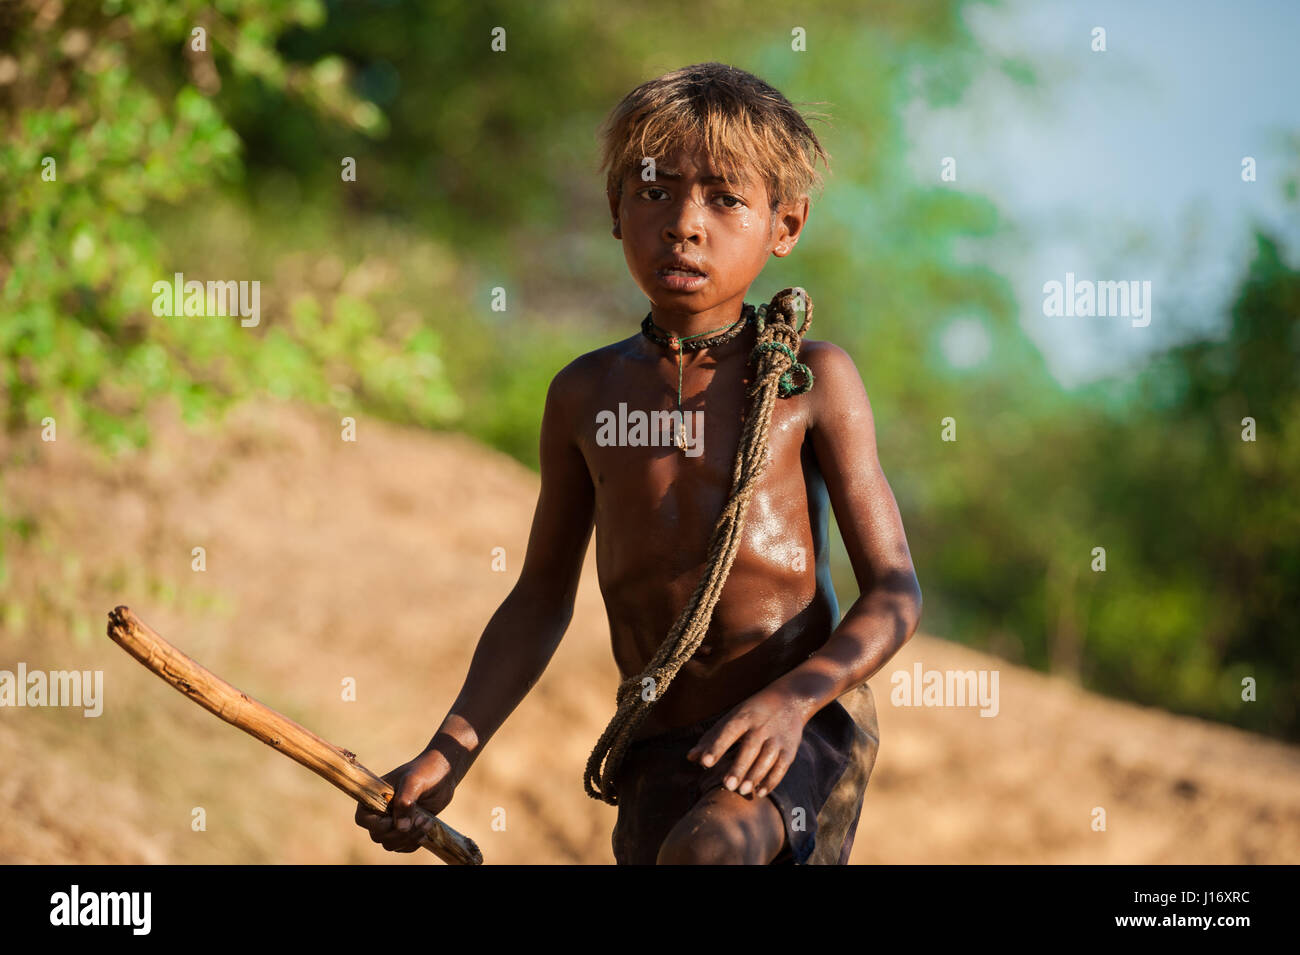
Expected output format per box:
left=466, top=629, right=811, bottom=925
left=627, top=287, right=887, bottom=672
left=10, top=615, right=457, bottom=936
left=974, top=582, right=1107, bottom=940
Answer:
left=656, top=820, right=748, bottom=865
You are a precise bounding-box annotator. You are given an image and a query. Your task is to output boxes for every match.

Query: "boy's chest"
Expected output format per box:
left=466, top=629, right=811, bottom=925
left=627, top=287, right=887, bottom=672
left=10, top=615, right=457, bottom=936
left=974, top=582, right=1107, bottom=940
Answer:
left=574, top=354, right=814, bottom=522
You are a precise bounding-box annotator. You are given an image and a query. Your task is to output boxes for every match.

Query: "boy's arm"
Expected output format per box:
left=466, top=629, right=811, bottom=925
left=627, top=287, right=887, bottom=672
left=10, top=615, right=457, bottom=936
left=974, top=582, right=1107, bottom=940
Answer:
left=771, top=340, right=923, bottom=715
left=429, top=362, right=596, bottom=782
left=686, top=341, right=922, bottom=796
left=360, top=363, right=594, bottom=847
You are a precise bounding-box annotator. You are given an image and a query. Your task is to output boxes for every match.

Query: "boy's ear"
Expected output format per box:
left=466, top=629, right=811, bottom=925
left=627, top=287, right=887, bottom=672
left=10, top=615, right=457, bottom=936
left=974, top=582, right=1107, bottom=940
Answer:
left=607, top=189, right=622, bottom=239
left=771, top=195, right=810, bottom=257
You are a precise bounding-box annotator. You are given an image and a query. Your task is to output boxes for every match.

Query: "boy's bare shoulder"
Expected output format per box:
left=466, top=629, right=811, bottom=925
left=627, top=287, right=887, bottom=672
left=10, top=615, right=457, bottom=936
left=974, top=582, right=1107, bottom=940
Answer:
left=797, top=338, right=868, bottom=394
left=549, top=333, right=643, bottom=393
left=541, top=335, right=644, bottom=445
left=796, top=338, right=876, bottom=440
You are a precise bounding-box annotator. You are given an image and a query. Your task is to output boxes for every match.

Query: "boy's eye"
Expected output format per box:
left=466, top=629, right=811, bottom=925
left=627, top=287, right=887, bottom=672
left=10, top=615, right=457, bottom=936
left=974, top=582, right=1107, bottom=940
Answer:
left=636, top=187, right=743, bottom=208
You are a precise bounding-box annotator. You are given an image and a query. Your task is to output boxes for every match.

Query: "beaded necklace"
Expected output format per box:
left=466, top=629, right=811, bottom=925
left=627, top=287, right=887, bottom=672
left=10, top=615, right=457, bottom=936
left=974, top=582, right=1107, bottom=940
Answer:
left=640, top=305, right=756, bottom=450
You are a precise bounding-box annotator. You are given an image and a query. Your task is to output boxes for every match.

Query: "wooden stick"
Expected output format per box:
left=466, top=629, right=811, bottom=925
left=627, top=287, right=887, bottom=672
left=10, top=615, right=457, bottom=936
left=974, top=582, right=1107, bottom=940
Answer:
left=106, top=606, right=482, bottom=866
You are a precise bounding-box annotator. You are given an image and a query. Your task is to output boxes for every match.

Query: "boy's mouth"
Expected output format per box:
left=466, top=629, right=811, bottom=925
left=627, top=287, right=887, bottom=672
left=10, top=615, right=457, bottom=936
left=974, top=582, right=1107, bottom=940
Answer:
left=656, top=258, right=708, bottom=290
left=657, top=256, right=707, bottom=275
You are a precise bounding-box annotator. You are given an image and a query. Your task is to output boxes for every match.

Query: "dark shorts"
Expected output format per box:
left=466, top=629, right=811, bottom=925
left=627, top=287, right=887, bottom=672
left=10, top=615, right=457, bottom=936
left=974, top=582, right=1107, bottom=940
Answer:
left=610, top=682, right=880, bottom=865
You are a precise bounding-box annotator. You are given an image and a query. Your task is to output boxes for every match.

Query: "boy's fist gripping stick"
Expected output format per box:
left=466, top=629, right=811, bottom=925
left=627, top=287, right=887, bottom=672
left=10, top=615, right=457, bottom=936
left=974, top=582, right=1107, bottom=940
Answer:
left=106, top=606, right=482, bottom=865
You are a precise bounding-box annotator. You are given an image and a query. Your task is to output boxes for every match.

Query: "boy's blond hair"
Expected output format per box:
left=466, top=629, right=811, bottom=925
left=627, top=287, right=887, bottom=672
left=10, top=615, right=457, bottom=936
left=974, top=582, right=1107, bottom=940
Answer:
left=597, top=61, right=830, bottom=215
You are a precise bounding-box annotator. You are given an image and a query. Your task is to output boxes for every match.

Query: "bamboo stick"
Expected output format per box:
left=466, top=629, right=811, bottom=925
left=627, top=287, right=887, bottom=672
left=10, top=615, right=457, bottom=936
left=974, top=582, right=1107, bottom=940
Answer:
left=106, top=605, right=482, bottom=865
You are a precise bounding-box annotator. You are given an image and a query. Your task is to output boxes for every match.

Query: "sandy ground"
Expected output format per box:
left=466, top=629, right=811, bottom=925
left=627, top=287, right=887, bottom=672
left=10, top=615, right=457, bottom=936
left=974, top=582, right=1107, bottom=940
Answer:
left=1, top=396, right=1297, bottom=864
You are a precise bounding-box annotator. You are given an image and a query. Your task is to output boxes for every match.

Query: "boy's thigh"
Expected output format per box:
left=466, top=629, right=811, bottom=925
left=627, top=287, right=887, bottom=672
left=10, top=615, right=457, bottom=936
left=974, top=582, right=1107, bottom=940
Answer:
left=655, top=785, right=788, bottom=865
left=610, top=732, right=710, bottom=865
left=611, top=717, right=790, bottom=865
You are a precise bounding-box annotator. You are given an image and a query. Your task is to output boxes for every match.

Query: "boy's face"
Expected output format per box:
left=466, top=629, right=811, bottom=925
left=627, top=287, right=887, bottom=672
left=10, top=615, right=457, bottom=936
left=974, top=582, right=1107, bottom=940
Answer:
left=608, top=145, right=809, bottom=329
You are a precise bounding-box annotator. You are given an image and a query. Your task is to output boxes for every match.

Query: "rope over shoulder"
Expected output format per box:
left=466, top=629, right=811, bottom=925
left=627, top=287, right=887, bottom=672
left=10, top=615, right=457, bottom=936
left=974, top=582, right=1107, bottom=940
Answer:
left=749, top=289, right=814, bottom=397
left=584, top=286, right=816, bottom=805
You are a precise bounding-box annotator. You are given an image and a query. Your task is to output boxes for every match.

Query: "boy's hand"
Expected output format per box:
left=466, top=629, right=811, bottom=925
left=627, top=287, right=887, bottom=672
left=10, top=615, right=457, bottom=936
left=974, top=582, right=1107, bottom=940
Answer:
left=354, top=747, right=458, bottom=853
left=685, top=688, right=809, bottom=799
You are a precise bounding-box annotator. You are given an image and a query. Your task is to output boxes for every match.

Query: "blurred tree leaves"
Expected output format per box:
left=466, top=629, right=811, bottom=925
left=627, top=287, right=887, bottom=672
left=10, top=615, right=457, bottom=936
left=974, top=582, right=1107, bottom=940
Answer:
left=0, top=0, right=419, bottom=458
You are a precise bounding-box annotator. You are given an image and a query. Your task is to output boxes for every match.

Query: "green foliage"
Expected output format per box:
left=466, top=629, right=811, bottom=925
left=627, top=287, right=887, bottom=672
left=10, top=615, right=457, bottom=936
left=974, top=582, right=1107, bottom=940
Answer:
left=0, top=0, right=461, bottom=615
left=908, top=232, right=1300, bottom=738
left=0, top=0, right=416, bottom=457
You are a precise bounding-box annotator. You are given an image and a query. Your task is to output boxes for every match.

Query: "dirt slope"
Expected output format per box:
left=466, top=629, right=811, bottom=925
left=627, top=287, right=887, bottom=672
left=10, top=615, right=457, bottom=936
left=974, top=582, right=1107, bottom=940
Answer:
left=1, top=397, right=1297, bottom=864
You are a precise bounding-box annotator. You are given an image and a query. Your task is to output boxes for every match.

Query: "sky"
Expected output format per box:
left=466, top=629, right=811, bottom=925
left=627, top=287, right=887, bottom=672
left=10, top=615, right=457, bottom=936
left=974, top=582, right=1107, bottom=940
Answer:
left=904, top=0, right=1300, bottom=387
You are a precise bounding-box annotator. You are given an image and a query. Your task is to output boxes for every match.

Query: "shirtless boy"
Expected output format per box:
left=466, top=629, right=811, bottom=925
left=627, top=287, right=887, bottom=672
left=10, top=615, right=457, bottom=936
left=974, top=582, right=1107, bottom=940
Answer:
left=355, top=61, right=922, bottom=865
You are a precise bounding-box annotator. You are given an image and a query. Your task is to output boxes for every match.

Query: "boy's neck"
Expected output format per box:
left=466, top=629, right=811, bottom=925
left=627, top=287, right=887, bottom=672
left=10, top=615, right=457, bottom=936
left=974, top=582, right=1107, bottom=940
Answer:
left=647, top=297, right=750, bottom=339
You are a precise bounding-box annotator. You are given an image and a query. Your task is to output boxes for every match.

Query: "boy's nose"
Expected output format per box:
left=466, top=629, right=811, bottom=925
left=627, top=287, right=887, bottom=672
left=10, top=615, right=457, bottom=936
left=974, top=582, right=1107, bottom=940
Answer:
left=662, top=200, right=704, bottom=244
